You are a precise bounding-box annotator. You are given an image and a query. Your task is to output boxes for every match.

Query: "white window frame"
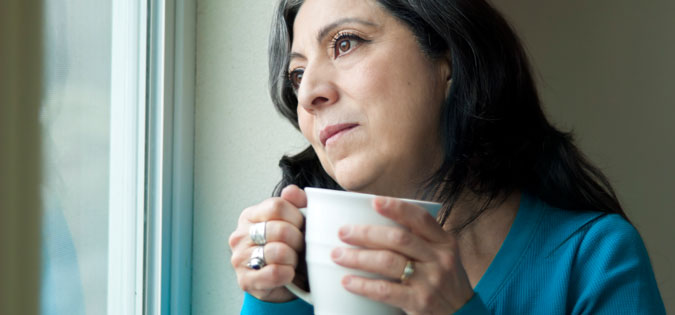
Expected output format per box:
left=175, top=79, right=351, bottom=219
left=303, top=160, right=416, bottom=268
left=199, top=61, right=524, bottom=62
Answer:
left=108, top=0, right=147, bottom=314
left=146, top=0, right=196, bottom=314
left=109, top=0, right=195, bottom=314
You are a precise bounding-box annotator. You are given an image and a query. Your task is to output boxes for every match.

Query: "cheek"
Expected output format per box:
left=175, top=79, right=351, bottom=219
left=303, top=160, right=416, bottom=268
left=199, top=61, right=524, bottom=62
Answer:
left=346, top=52, right=443, bottom=155
left=297, top=109, right=315, bottom=143
left=346, top=57, right=431, bottom=125
left=297, top=109, right=337, bottom=179
left=343, top=60, right=386, bottom=100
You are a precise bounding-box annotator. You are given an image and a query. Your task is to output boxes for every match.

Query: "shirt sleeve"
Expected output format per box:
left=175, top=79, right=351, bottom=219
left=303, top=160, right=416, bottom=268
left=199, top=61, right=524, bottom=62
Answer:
left=570, top=214, right=666, bottom=315
left=241, top=292, right=314, bottom=315
left=453, top=293, right=490, bottom=315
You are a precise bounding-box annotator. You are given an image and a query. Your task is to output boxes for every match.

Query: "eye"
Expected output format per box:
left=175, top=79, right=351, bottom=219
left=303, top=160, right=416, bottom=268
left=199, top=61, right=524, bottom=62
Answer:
left=331, top=32, right=365, bottom=59
left=288, top=68, right=304, bottom=91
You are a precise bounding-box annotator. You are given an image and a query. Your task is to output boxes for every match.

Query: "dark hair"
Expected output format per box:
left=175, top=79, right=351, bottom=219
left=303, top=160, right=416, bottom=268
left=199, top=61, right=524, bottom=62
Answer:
left=268, top=0, right=627, bottom=229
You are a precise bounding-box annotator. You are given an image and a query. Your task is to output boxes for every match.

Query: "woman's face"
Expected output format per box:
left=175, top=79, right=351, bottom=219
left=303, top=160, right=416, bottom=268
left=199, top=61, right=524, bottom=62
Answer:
left=289, top=0, right=450, bottom=198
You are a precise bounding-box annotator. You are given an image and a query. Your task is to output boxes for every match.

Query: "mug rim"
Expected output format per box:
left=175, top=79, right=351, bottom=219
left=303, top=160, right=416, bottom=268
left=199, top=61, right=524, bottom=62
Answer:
left=304, top=187, right=442, bottom=207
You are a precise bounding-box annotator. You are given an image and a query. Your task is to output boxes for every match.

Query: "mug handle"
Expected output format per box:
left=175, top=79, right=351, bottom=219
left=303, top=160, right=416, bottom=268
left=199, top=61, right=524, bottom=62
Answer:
left=284, top=207, right=313, bottom=305
left=285, top=282, right=313, bottom=305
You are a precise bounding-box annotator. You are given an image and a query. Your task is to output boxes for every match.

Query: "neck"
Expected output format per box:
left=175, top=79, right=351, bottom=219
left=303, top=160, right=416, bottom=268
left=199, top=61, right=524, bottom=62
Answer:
left=444, top=191, right=521, bottom=288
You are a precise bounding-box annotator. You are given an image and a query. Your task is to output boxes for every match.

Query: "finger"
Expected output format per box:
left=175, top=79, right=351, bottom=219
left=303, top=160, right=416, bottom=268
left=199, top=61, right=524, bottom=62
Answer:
left=373, top=197, right=447, bottom=243
left=243, top=197, right=304, bottom=228
left=331, top=247, right=409, bottom=279
left=228, top=220, right=304, bottom=253
left=280, top=185, right=307, bottom=209
left=341, top=275, right=412, bottom=310
left=337, top=224, right=435, bottom=261
left=265, top=220, right=304, bottom=251
left=238, top=264, right=296, bottom=292
left=231, top=242, right=299, bottom=268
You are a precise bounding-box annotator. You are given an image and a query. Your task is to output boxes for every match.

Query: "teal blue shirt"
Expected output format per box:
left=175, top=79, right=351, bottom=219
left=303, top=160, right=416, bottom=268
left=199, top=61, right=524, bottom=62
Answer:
left=241, top=193, right=666, bottom=314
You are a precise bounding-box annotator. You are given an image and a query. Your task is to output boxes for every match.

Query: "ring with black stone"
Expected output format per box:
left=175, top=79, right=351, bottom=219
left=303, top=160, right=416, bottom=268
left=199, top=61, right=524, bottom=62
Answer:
left=247, top=245, right=266, bottom=270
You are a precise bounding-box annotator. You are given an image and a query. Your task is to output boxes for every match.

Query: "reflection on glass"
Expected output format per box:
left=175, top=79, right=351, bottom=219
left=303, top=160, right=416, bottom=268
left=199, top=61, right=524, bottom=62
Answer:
left=41, top=0, right=112, bottom=314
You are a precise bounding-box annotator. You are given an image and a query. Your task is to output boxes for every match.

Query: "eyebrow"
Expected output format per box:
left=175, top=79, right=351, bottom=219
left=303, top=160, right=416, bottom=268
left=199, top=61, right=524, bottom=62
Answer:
left=289, top=17, right=378, bottom=62
left=316, top=17, right=377, bottom=42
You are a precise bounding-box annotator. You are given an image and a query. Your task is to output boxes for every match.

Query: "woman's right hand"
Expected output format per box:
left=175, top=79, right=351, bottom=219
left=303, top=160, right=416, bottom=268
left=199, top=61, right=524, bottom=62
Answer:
left=228, top=185, right=307, bottom=302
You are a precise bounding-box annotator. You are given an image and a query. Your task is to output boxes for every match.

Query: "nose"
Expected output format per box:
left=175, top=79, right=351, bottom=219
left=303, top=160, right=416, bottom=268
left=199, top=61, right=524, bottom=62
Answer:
left=296, top=64, right=339, bottom=114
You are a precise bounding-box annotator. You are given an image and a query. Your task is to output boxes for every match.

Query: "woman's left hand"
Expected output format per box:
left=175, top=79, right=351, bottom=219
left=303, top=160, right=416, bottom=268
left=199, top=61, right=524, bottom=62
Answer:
left=330, top=196, right=475, bottom=315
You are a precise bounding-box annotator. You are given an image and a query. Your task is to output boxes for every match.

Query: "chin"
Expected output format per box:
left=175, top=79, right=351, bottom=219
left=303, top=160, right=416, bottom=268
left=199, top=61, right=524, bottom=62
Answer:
left=321, top=152, right=386, bottom=194
left=334, top=173, right=368, bottom=193
left=332, top=164, right=377, bottom=194
left=334, top=171, right=397, bottom=197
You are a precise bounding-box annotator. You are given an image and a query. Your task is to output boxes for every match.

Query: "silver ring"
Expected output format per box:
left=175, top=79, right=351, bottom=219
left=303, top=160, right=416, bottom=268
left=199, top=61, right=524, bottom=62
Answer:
left=249, top=222, right=267, bottom=245
left=400, top=260, right=415, bottom=282
left=247, top=246, right=266, bottom=270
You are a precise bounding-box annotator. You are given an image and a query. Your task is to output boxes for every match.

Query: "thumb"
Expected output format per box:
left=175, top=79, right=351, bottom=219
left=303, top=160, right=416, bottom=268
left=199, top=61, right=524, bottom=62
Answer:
left=280, top=185, right=307, bottom=209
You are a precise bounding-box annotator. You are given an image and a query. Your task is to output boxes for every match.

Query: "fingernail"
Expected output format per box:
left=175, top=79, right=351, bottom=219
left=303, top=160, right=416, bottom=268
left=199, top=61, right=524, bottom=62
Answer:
left=339, top=225, right=352, bottom=238
left=342, top=276, right=352, bottom=287
left=374, top=197, right=389, bottom=209
left=331, top=248, right=343, bottom=260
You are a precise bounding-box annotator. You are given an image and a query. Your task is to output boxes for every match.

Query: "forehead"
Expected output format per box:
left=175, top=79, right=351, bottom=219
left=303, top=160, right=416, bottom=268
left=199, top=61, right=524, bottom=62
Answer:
left=292, top=0, right=387, bottom=46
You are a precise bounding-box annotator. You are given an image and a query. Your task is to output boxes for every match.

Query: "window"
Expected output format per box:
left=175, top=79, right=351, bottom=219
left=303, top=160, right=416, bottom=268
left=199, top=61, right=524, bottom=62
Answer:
left=41, top=0, right=115, bottom=313
left=38, top=0, right=195, bottom=314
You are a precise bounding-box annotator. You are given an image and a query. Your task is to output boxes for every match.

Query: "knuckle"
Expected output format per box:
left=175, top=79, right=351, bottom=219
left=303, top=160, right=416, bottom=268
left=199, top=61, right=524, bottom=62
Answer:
left=268, top=198, right=286, bottom=215
left=360, top=225, right=372, bottom=239
left=228, top=230, right=244, bottom=249
left=378, top=251, right=396, bottom=270
left=277, top=244, right=298, bottom=267
left=276, top=223, right=303, bottom=251
left=276, top=223, right=290, bottom=243
left=415, top=210, right=428, bottom=226
left=428, top=271, right=442, bottom=287
left=265, top=242, right=280, bottom=262
left=375, top=281, right=391, bottom=300
left=268, top=264, right=282, bottom=282
left=388, top=229, right=411, bottom=246
left=438, top=251, right=457, bottom=269
left=262, top=243, right=276, bottom=262
left=230, top=252, right=240, bottom=267
left=268, top=242, right=296, bottom=265
left=239, top=206, right=257, bottom=224
left=238, top=207, right=249, bottom=223
left=355, top=249, right=369, bottom=265
left=231, top=247, right=249, bottom=266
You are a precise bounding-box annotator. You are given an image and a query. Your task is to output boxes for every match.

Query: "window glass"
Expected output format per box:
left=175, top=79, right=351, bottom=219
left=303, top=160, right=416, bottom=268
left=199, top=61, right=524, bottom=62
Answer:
left=41, top=0, right=112, bottom=314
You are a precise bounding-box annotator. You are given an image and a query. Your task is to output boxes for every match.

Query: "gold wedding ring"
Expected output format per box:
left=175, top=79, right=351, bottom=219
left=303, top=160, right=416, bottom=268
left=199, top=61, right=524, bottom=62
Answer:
left=400, top=260, right=415, bottom=282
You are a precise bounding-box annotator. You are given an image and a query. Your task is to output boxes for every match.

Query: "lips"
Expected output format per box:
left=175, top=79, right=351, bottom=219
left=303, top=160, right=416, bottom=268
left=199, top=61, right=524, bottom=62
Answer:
left=320, top=123, right=359, bottom=146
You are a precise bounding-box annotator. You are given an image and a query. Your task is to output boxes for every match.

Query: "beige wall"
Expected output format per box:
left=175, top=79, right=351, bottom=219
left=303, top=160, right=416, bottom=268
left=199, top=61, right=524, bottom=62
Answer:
left=194, top=0, right=674, bottom=313
left=193, top=1, right=307, bottom=313
left=492, top=0, right=675, bottom=312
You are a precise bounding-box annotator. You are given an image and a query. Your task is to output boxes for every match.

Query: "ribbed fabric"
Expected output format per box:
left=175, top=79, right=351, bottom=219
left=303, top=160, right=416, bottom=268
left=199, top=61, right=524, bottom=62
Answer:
left=242, top=292, right=314, bottom=315
left=241, top=193, right=666, bottom=314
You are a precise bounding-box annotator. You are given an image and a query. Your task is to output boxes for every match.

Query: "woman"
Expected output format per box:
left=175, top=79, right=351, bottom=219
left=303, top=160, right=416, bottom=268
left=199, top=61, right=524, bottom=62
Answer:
left=229, top=0, right=666, bottom=313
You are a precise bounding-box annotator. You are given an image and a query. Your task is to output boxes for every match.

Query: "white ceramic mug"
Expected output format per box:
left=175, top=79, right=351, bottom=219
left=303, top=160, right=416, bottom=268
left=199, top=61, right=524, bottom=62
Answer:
left=285, top=187, right=442, bottom=315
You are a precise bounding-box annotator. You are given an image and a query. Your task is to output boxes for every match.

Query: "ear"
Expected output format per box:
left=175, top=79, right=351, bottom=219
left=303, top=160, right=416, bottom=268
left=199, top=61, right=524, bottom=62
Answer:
left=440, top=51, right=452, bottom=81
left=438, top=51, right=452, bottom=97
